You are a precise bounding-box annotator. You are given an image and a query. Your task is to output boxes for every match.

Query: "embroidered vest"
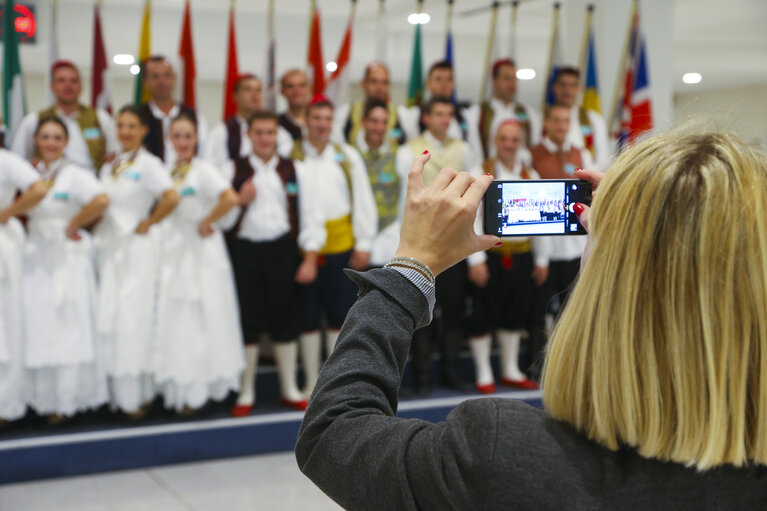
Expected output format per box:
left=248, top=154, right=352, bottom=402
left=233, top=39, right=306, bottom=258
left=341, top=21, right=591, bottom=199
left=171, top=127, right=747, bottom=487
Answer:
left=225, top=116, right=243, bottom=161
left=141, top=103, right=198, bottom=162
left=227, top=156, right=300, bottom=240
left=358, top=142, right=400, bottom=233
left=478, top=101, right=531, bottom=160
left=529, top=143, right=583, bottom=180
left=408, top=135, right=466, bottom=186
left=344, top=100, right=405, bottom=147
left=38, top=104, right=106, bottom=169
left=278, top=113, right=303, bottom=141
left=418, top=105, right=469, bottom=142
left=578, top=106, right=596, bottom=157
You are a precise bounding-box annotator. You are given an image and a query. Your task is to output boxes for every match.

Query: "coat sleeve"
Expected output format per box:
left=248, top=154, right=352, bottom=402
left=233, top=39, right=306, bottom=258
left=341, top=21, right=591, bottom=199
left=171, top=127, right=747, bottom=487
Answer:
left=296, top=268, right=497, bottom=511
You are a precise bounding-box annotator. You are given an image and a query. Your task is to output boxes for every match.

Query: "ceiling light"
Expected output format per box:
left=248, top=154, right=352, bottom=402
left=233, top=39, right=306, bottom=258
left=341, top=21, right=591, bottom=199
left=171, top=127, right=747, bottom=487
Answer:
left=113, top=54, right=135, bottom=66
left=326, top=61, right=338, bottom=72
left=130, top=64, right=140, bottom=75
left=408, top=13, right=430, bottom=24
left=682, top=72, right=702, bottom=84
left=516, top=68, right=536, bottom=80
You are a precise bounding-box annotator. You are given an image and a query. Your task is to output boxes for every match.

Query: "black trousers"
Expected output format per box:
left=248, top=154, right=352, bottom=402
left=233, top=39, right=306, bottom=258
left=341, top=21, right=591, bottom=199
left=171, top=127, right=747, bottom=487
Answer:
left=302, top=250, right=358, bottom=331
left=227, top=235, right=303, bottom=344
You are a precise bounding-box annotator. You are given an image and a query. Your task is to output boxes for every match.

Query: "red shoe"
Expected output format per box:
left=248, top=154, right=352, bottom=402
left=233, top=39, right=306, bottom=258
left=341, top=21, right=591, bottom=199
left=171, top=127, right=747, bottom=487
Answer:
left=231, top=404, right=253, bottom=417
left=475, top=382, right=497, bottom=394
left=501, top=378, right=539, bottom=390
left=281, top=397, right=309, bottom=411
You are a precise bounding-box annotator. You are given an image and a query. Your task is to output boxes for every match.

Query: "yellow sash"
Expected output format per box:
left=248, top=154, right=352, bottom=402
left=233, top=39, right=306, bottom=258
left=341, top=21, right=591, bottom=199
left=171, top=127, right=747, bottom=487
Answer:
left=321, top=214, right=354, bottom=255
left=488, top=239, right=532, bottom=256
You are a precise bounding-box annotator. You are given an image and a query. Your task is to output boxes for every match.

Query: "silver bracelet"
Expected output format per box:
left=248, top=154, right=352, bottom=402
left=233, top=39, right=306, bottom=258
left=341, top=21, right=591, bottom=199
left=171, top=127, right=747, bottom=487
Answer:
left=385, top=256, right=435, bottom=285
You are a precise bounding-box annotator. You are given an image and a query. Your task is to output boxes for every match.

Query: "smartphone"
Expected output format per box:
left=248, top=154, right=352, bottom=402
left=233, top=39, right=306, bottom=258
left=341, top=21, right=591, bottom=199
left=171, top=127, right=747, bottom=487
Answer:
left=484, top=179, right=593, bottom=236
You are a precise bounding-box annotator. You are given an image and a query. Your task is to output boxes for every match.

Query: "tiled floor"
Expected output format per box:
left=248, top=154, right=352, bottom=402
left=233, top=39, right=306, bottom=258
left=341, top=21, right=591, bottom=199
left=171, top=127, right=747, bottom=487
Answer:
left=0, top=452, right=341, bottom=511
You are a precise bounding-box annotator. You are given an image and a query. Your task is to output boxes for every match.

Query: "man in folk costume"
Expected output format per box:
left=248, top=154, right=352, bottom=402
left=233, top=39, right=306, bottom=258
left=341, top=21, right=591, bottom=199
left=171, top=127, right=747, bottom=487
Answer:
left=204, top=74, right=292, bottom=167
left=351, top=98, right=408, bottom=267
left=395, top=96, right=476, bottom=394
left=529, top=104, right=594, bottom=377
left=277, top=69, right=311, bottom=153
left=295, top=96, right=377, bottom=397
left=223, top=110, right=325, bottom=415
left=552, top=66, right=610, bottom=170
left=332, top=62, right=408, bottom=147
left=464, top=58, right=541, bottom=164
left=401, top=60, right=470, bottom=143
left=11, top=61, right=117, bottom=171
left=467, top=120, right=550, bottom=393
left=139, top=55, right=208, bottom=164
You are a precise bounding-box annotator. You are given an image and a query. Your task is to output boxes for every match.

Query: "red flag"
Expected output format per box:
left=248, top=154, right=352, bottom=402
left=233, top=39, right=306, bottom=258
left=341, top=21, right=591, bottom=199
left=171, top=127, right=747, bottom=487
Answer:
left=324, top=3, right=354, bottom=105
left=91, top=3, right=112, bottom=114
left=178, top=0, right=196, bottom=108
left=307, top=7, right=325, bottom=97
left=222, top=3, right=239, bottom=120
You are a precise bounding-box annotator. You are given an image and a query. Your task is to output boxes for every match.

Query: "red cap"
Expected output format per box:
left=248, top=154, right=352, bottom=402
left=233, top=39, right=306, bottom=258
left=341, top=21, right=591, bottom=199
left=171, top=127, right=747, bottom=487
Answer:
left=50, top=59, right=79, bottom=77
left=491, top=58, right=516, bottom=76
left=308, top=94, right=333, bottom=108
left=497, top=119, right=523, bottom=131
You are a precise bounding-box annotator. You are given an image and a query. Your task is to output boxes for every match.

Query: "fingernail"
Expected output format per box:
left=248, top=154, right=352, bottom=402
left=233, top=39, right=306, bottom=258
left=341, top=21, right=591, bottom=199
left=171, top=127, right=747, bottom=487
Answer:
left=495, top=241, right=503, bottom=247
left=575, top=168, right=583, bottom=172
left=573, top=203, right=585, bottom=217
left=422, top=149, right=429, bottom=155
left=485, top=173, right=493, bottom=176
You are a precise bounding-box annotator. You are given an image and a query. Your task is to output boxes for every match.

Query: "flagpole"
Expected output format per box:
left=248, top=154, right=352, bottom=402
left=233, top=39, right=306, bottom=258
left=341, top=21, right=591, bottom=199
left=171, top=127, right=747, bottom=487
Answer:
left=375, top=0, right=386, bottom=63
left=510, top=0, right=519, bottom=60
left=265, top=0, right=275, bottom=109
left=478, top=1, right=500, bottom=104
left=608, top=0, right=638, bottom=135
left=541, top=2, right=561, bottom=111
left=577, top=4, right=595, bottom=105
left=446, top=0, right=453, bottom=39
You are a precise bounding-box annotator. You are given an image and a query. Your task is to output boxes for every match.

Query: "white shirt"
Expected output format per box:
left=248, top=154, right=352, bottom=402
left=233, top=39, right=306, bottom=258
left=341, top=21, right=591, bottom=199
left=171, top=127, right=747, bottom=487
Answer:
left=148, top=101, right=208, bottom=166
left=221, top=154, right=325, bottom=252
left=567, top=105, right=610, bottom=171
left=168, top=158, right=231, bottom=228
left=464, top=97, right=540, bottom=163
left=10, top=106, right=117, bottom=171
left=0, top=149, right=39, bottom=209
left=203, top=115, right=294, bottom=167
left=468, top=158, right=551, bottom=267
left=395, top=131, right=477, bottom=180
left=300, top=140, right=377, bottom=252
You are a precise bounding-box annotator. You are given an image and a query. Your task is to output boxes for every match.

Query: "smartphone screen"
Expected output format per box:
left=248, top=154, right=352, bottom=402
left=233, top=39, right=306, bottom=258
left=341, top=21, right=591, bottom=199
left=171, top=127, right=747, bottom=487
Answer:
left=484, top=179, right=593, bottom=236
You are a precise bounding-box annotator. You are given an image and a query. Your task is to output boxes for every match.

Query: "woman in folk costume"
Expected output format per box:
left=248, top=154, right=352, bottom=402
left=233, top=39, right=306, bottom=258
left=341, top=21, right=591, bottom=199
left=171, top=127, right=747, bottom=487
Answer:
left=0, top=150, right=47, bottom=422
left=154, top=114, right=244, bottom=413
left=95, top=105, right=179, bottom=416
left=22, top=117, right=110, bottom=420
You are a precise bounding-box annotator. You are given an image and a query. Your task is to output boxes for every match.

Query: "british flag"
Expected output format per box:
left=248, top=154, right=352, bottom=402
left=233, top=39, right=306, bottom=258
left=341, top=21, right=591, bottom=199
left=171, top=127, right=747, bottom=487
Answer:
left=613, top=4, right=653, bottom=152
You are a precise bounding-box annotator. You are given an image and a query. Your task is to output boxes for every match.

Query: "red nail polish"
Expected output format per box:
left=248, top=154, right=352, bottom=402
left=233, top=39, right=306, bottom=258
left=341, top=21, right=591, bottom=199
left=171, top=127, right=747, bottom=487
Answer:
left=573, top=203, right=585, bottom=216
left=485, top=173, right=493, bottom=176
left=422, top=149, right=429, bottom=155
left=575, top=168, right=583, bottom=172
left=495, top=241, right=503, bottom=247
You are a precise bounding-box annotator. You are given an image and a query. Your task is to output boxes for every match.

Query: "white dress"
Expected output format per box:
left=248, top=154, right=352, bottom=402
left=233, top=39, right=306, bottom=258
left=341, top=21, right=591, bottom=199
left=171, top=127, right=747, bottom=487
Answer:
left=23, top=160, right=108, bottom=416
left=95, top=148, right=173, bottom=413
left=155, top=158, right=244, bottom=411
left=0, top=150, right=39, bottom=420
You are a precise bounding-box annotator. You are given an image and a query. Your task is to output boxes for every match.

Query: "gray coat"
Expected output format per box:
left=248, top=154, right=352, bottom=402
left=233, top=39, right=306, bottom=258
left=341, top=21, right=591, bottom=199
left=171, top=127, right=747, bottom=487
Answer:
left=295, top=269, right=767, bottom=510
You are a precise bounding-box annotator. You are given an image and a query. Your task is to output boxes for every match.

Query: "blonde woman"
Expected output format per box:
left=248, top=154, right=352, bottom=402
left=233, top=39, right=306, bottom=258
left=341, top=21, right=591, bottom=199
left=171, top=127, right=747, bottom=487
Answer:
left=296, top=133, right=767, bottom=510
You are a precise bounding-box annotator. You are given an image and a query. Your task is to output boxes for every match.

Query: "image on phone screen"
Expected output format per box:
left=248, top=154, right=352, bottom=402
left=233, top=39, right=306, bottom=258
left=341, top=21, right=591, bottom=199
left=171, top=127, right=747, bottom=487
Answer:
left=484, top=179, right=592, bottom=236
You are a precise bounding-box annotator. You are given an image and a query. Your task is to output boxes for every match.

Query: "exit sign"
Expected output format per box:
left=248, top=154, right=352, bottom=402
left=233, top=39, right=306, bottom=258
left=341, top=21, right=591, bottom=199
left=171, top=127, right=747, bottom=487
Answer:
left=0, top=3, right=37, bottom=44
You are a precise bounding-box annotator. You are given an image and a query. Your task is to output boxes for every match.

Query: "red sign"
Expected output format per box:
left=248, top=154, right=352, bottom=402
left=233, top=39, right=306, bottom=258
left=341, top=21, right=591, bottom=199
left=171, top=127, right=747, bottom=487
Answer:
left=0, top=3, right=37, bottom=44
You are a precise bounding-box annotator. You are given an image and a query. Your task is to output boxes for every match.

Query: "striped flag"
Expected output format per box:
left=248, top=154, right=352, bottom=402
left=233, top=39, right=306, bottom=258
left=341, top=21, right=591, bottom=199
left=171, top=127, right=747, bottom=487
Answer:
left=3, top=0, right=27, bottom=143
left=324, top=1, right=355, bottom=105
left=445, top=0, right=456, bottom=102
left=222, top=0, right=239, bottom=120
left=45, top=0, right=59, bottom=104
left=178, top=0, right=196, bottom=108
left=579, top=5, right=601, bottom=114
left=478, top=2, right=499, bottom=103
left=91, top=2, right=112, bottom=114
left=407, top=1, right=424, bottom=107
left=306, top=1, right=325, bottom=97
left=543, top=2, right=564, bottom=108
left=133, top=0, right=152, bottom=104
left=264, top=0, right=276, bottom=110
left=611, top=1, right=652, bottom=150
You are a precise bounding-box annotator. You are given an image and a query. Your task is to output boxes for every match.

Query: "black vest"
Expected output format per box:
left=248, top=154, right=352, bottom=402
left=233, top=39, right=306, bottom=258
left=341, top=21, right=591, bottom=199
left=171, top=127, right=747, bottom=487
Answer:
left=225, top=116, right=242, bottom=161
left=141, top=103, right=198, bottom=162
left=278, top=113, right=303, bottom=141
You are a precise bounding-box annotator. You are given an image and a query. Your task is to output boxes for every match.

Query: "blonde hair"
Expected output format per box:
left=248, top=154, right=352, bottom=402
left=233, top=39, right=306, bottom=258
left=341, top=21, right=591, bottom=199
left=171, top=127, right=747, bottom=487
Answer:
left=542, top=129, right=767, bottom=470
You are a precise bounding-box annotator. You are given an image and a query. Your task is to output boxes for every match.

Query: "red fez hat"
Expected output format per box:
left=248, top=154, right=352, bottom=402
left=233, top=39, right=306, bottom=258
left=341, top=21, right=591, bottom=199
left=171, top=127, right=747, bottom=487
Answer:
left=491, top=58, right=516, bottom=76
left=50, top=60, right=79, bottom=77
left=497, top=119, right=523, bottom=131
left=308, top=94, right=333, bottom=108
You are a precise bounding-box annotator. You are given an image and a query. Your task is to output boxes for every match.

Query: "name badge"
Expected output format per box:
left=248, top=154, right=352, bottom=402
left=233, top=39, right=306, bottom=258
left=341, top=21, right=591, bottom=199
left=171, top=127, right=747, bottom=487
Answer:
left=53, top=191, right=69, bottom=201
left=83, top=127, right=102, bottom=140
left=581, top=125, right=593, bottom=135
left=563, top=163, right=577, bottom=175
left=459, top=121, right=469, bottom=131
left=285, top=182, right=299, bottom=195
left=379, top=172, right=395, bottom=184
left=388, top=127, right=403, bottom=139
left=334, top=152, right=346, bottom=163
left=124, top=171, right=141, bottom=181
left=516, top=112, right=528, bottom=122
left=180, top=187, right=195, bottom=196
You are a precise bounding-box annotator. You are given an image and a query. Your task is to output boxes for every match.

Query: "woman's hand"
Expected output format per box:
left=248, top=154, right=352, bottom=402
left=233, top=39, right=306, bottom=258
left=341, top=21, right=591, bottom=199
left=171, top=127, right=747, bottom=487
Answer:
left=239, top=179, right=256, bottom=206
left=135, top=219, right=152, bottom=235
left=395, top=151, right=500, bottom=277
left=65, top=224, right=82, bottom=241
left=198, top=218, right=215, bottom=237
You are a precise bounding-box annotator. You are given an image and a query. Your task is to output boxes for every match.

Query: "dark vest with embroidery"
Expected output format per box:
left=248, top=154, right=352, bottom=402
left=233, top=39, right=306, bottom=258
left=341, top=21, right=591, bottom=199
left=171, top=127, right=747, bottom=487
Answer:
left=225, top=116, right=243, bottom=161
left=141, top=103, right=197, bottom=162
left=278, top=113, right=303, bottom=141
left=227, top=156, right=299, bottom=240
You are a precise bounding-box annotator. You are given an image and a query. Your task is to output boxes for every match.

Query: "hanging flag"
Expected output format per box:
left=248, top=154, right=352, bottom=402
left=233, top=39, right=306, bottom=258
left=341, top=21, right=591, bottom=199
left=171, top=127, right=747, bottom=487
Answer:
left=579, top=5, right=601, bottom=114
left=92, top=2, right=112, bottom=114
left=222, top=0, right=239, bottom=120
left=444, top=0, right=455, bottom=102
left=3, top=0, right=27, bottom=143
left=406, top=1, right=424, bottom=107
left=45, top=0, right=59, bottom=104
left=325, top=0, right=356, bottom=105
left=543, top=2, right=564, bottom=108
left=611, top=0, right=652, bottom=150
left=478, top=2, right=500, bottom=103
left=509, top=0, right=519, bottom=60
left=375, top=0, right=387, bottom=64
left=178, top=0, right=196, bottom=108
left=133, top=0, right=152, bottom=104
left=307, top=1, right=325, bottom=97
left=264, top=0, right=276, bottom=110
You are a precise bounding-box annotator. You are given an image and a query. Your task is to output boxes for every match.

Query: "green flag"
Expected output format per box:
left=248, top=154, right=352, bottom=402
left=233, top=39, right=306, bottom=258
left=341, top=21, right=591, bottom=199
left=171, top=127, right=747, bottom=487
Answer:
left=3, top=0, right=27, bottom=143
left=407, top=23, right=423, bottom=107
